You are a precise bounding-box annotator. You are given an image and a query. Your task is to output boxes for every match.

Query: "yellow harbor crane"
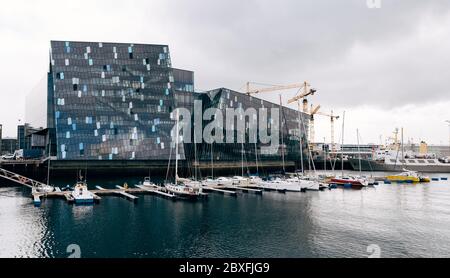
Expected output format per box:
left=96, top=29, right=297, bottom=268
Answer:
left=286, top=81, right=317, bottom=113
left=245, top=81, right=325, bottom=147
left=246, top=81, right=316, bottom=114
left=308, top=104, right=321, bottom=145
left=316, top=110, right=340, bottom=152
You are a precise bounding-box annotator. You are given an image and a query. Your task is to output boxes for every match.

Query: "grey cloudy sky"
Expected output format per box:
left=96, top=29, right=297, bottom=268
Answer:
left=0, top=0, right=449, bottom=145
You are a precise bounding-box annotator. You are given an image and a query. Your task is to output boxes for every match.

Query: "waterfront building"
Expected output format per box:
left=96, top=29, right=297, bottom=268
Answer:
left=37, top=40, right=310, bottom=173
left=48, top=41, right=179, bottom=160
left=1, top=138, right=17, bottom=155
left=17, top=124, right=43, bottom=151
left=172, top=68, right=194, bottom=93
left=180, top=88, right=309, bottom=164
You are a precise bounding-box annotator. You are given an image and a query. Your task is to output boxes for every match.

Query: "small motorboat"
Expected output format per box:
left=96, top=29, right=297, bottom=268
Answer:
left=202, top=178, right=218, bottom=187
left=257, top=179, right=288, bottom=192
left=71, top=181, right=95, bottom=204
left=330, top=176, right=368, bottom=189
left=34, top=184, right=55, bottom=193
left=140, top=177, right=157, bottom=188
left=216, top=177, right=234, bottom=186
left=385, top=170, right=428, bottom=183
left=232, top=176, right=258, bottom=187
left=288, top=177, right=320, bottom=191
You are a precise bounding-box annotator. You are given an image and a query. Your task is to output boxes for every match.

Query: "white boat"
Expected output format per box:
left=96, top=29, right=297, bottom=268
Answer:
left=202, top=178, right=219, bottom=187
left=33, top=184, right=55, bottom=193
left=232, top=176, right=251, bottom=186
left=165, top=109, right=203, bottom=200
left=249, top=176, right=262, bottom=185
left=214, top=177, right=234, bottom=187
left=257, top=179, right=288, bottom=192
left=165, top=182, right=202, bottom=199
left=71, top=182, right=94, bottom=204
left=141, top=177, right=157, bottom=188
left=286, top=177, right=320, bottom=191
left=258, top=178, right=316, bottom=192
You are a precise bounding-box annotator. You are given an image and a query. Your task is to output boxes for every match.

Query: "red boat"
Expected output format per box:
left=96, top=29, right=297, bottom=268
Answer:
left=329, top=177, right=368, bottom=189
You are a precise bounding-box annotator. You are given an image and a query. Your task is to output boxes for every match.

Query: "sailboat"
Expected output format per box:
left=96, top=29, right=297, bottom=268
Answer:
left=165, top=109, right=203, bottom=199
left=257, top=99, right=321, bottom=192
left=329, top=112, right=367, bottom=189
left=354, top=129, right=375, bottom=186
left=295, top=101, right=321, bottom=191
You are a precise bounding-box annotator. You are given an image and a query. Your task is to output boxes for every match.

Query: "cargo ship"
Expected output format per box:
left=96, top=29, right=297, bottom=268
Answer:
left=349, top=157, right=450, bottom=173
left=349, top=132, right=450, bottom=173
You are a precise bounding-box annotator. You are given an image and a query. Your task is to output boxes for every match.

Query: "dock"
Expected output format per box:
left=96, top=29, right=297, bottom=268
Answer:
left=115, top=185, right=139, bottom=201
left=29, top=184, right=180, bottom=206
left=202, top=186, right=237, bottom=196
left=229, top=186, right=263, bottom=195
left=134, top=185, right=176, bottom=199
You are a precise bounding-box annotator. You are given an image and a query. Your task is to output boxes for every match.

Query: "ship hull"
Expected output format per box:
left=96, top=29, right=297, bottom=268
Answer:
left=349, top=158, right=450, bottom=173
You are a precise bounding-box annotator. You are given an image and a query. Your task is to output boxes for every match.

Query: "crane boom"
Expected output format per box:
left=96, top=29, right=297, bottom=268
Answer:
left=310, top=105, right=321, bottom=115
left=246, top=82, right=307, bottom=95
left=315, top=110, right=340, bottom=152
left=316, top=111, right=340, bottom=119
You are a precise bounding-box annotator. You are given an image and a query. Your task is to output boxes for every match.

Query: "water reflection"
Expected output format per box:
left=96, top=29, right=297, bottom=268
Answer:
left=1, top=172, right=450, bottom=258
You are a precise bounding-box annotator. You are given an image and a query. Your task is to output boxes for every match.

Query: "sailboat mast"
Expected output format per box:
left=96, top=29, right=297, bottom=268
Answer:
left=324, top=137, right=327, bottom=173
left=341, top=111, right=346, bottom=177
left=175, top=109, right=179, bottom=184
left=47, top=139, right=51, bottom=185
left=193, top=128, right=198, bottom=181
left=241, top=140, right=244, bottom=177
left=401, top=127, right=404, bottom=159
left=298, top=101, right=304, bottom=175
left=280, top=95, right=285, bottom=173
left=211, top=143, right=214, bottom=179
left=254, top=135, right=259, bottom=175
left=357, top=129, right=362, bottom=175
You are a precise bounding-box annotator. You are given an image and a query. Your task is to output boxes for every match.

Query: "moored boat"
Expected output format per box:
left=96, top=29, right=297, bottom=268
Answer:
left=71, top=181, right=95, bottom=204
left=385, top=170, right=429, bottom=183
left=140, top=177, right=157, bottom=188
left=165, top=183, right=202, bottom=199
left=329, top=176, right=368, bottom=189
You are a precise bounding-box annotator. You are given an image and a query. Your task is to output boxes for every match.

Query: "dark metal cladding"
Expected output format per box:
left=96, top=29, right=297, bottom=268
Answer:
left=49, top=40, right=180, bottom=160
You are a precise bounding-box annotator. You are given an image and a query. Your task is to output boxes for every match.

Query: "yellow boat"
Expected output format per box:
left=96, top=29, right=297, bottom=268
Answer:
left=386, top=171, right=420, bottom=183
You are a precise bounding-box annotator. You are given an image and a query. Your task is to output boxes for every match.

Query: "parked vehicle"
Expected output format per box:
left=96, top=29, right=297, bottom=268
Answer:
left=1, top=153, right=15, bottom=160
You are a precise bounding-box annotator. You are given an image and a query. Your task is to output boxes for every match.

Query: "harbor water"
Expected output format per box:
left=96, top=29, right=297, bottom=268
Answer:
left=1, top=171, right=450, bottom=258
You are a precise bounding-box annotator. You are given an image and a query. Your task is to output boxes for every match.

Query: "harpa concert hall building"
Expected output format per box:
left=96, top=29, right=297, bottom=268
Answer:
left=29, top=40, right=309, bottom=175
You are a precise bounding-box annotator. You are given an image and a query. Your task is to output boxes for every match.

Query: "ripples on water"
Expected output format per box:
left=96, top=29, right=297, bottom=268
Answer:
left=0, top=172, right=449, bottom=258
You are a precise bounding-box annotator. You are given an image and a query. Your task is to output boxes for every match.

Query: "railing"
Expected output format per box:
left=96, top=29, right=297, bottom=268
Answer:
left=0, top=167, right=47, bottom=189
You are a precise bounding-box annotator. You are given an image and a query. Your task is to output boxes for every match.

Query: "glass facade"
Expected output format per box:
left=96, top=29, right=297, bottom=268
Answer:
left=47, top=40, right=308, bottom=163
left=176, top=88, right=310, bottom=164
left=49, top=41, right=179, bottom=160
left=17, top=125, right=26, bottom=150
left=172, top=68, right=194, bottom=92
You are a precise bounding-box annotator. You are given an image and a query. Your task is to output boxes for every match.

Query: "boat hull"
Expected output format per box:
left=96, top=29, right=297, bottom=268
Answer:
left=385, top=176, right=420, bottom=183
left=73, top=198, right=95, bottom=204
left=349, top=158, right=450, bottom=173
left=329, top=178, right=365, bottom=189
